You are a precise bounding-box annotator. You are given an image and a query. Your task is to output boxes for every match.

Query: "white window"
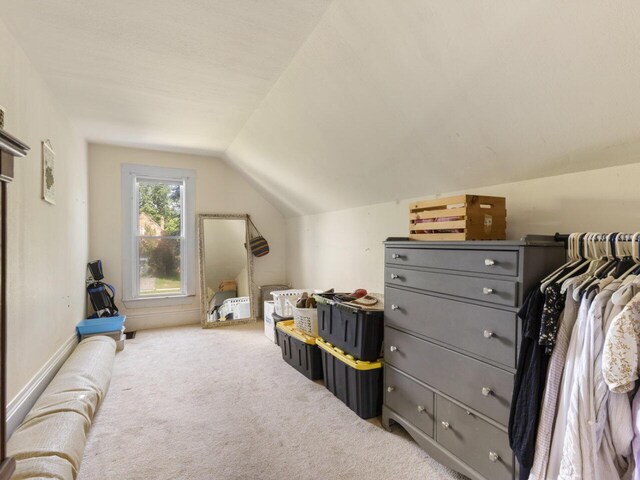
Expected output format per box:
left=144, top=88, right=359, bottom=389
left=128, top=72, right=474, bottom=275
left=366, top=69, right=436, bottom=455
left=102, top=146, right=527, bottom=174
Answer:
left=121, top=164, right=196, bottom=305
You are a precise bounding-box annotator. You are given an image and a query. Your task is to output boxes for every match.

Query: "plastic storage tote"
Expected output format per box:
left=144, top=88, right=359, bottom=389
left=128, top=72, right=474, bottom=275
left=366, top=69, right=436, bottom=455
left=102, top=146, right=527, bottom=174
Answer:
left=317, top=302, right=384, bottom=361
left=316, top=337, right=383, bottom=419
left=273, top=312, right=292, bottom=345
left=76, top=315, right=126, bottom=336
left=276, top=321, right=323, bottom=380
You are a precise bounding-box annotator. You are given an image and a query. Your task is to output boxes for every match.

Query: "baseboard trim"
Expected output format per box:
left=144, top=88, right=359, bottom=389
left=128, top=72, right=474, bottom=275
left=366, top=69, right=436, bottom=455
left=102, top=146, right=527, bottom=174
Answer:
left=124, top=308, right=200, bottom=331
left=6, top=334, right=78, bottom=439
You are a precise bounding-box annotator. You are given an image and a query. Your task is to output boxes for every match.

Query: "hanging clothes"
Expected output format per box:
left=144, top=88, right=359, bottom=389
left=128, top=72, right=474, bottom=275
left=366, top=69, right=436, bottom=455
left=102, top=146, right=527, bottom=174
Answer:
left=528, top=276, right=587, bottom=480
left=510, top=288, right=550, bottom=480
left=546, top=288, right=597, bottom=479
left=559, top=279, right=621, bottom=479
left=599, top=282, right=635, bottom=479
left=523, top=233, right=640, bottom=480
left=603, top=289, right=640, bottom=394
left=539, top=282, right=567, bottom=354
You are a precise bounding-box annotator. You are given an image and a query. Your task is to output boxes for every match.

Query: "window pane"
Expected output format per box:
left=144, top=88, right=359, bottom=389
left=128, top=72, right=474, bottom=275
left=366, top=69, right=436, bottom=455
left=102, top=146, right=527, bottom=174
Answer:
left=139, top=238, right=182, bottom=296
left=138, top=181, right=182, bottom=236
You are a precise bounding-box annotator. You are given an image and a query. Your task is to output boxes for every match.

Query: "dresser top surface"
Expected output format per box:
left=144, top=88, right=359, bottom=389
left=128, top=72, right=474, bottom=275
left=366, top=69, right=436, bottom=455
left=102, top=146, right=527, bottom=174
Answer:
left=385, top=236, right=564, bottom=248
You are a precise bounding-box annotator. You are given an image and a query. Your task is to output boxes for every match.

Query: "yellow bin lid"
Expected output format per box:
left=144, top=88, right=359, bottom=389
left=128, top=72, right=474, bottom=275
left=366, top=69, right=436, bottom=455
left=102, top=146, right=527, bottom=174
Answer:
left=276, top=320, right=316, bottom=345
left=316, top=337, right=382, bottom=370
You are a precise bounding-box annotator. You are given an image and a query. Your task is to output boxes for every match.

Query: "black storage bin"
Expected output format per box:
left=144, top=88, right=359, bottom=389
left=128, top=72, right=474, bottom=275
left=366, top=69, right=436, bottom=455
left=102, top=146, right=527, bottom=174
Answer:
left=317, top=337, right=383, bottom=419
left=317, top=302, right=384, bottom=361
left=273, top=312, right=292, bottom=345
left=276, top=320, right=323, bottom=380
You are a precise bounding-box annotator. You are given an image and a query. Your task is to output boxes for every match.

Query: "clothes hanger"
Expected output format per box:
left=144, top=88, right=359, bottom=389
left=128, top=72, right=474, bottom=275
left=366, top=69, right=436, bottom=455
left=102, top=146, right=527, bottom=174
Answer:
left=583, top=232, right=622, bottom=296
left=630, top=232, right=640, bottom=275
left=613, top=233, right=637, bottom=278
left=539, top=232, right=580, bottom=286
left=543, top=232, right=593, bottom=292
left=575, top=233, right=610, bottom=296
left=539, top=232, right=583, bottom=292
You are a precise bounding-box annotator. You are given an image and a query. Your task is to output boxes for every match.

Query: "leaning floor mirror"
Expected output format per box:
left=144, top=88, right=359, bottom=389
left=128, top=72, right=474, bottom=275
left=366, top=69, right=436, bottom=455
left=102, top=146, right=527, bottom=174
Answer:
left=198, top=214, right=255, bottom=328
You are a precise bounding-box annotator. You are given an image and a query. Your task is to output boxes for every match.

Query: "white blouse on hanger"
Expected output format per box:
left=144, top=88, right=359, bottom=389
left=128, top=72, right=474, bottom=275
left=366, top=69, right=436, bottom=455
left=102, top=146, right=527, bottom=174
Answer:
left=547, top=290, right=596, bottom=479
left=559, top=280, right=621, bottom=480
left=603, top=288, right=640, bottom=394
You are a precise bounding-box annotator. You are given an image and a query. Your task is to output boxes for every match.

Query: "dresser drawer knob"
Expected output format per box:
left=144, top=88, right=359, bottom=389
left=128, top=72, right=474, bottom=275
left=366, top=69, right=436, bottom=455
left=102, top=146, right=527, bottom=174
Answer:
left=389, top=345, right=398, bottom=352
left=484, top=259, right=496, bottom=266
left=417, top=405, right=426, bottom=413
left=391, top=304, right=400, bottom=311
left=481, top=387, right=493, bottom=397
left=387, top=386, right=395, bottom=393
left=483, top=330, right=494, bottom=339
left=391, top=253, right=404, bottom=259
left=441, top=421, right=450, bottom=430
left=489, top=451, right=500, bottom=463
left=390, top=273, right=400, bottom=279
left=483, top=287, right=494, bottom=295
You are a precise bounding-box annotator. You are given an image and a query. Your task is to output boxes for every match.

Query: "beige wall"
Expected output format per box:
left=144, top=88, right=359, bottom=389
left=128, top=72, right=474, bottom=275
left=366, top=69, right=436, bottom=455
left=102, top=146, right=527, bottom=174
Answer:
left=286, top=162, right=640, bottom=293
left=0, top=20, right=89, bottom=400
left=88, top=143, right=287, bottom=331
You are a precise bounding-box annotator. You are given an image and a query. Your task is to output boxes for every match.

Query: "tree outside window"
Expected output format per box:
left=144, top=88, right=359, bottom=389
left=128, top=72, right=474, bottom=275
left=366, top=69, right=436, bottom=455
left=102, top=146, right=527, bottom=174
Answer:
left=137, top=181, right=184, bottom=296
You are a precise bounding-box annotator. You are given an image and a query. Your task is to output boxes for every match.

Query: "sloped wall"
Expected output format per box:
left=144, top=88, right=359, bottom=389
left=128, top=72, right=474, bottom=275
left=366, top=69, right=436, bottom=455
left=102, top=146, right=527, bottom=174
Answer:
left=227, top=0, right=640, bottom=218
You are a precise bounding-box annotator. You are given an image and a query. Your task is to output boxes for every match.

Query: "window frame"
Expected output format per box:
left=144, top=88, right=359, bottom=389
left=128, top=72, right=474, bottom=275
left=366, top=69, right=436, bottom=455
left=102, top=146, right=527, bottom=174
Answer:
left=121, top=164, right=196, bottom=306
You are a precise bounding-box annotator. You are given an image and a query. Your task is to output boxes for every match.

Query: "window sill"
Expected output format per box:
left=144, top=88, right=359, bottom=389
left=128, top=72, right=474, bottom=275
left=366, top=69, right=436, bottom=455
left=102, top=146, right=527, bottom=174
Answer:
left=123, top=294, right=196, bottom=309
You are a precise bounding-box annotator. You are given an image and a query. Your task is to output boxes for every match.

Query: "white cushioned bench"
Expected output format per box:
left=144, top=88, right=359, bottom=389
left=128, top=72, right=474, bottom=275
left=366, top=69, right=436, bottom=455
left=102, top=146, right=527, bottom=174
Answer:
left=7, top=336, right=116, bottom=479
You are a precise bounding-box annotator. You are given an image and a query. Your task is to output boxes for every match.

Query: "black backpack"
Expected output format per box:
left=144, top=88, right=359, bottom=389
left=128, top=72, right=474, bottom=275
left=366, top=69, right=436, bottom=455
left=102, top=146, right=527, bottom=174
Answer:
left=87, top=260, right=119, bottom=318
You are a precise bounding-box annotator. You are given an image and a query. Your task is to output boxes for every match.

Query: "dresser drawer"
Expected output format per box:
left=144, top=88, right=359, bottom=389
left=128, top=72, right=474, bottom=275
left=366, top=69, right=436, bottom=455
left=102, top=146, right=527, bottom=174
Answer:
left=386, top=268, right=518, bottom=307
left=386, top=248, right=519, bottom=277
left=385, top=286, right=517, bottom=368
left=384, top=365, right=435, bottom=438
left=385, top=327, right=513, bottom=424
left=436, top=395, right=514, bottom=480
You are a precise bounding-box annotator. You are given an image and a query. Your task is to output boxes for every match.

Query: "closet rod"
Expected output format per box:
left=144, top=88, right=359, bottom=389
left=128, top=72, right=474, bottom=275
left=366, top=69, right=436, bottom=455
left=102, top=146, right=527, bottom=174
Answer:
left=554, top=232, right=638, bottom=250
left=554, top=233, right=570, bottom=247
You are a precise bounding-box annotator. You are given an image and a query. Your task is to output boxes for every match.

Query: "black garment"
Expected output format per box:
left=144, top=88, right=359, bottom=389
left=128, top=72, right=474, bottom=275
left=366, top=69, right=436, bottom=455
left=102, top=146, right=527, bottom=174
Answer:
left=508, top=288, right=550, bottom=480
left=538, top=283, right=566, bottom=355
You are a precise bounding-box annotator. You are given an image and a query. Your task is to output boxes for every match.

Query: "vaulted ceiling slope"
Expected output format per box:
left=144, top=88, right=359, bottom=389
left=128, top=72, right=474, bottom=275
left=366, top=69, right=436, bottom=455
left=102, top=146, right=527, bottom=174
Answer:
left=226, top=0, right=640, bottom=216
left=0, top=0, right=332, bottom=154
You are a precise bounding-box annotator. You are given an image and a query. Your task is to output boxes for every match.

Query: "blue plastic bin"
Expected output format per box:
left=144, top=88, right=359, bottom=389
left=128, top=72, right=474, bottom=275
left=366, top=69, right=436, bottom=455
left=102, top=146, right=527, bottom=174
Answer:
left=76, top=315, right=126, bottom=336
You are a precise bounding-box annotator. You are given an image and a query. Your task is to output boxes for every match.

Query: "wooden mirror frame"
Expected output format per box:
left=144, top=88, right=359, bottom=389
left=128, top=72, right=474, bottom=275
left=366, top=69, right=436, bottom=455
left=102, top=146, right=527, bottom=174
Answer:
left=198, top=213, right=256, bottom=328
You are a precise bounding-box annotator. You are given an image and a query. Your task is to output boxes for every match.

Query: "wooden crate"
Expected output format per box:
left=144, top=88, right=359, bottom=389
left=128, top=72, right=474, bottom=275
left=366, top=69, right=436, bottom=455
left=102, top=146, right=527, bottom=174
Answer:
left=409, top=195, right=506, bottom=241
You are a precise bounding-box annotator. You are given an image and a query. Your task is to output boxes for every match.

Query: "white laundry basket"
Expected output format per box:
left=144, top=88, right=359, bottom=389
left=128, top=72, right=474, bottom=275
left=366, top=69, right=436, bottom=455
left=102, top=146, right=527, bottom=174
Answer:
left=271, top=290, right=307, bottom=317
left=219, top=296, right=251, bottom=320
left=289, top=301, right=319, bottom=337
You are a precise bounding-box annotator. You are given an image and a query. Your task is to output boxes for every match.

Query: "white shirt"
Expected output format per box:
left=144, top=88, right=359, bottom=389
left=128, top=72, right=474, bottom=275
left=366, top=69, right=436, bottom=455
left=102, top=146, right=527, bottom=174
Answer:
left=547, top=289, right=595, bottom=479
left=559, top=281, right=620, bottom=479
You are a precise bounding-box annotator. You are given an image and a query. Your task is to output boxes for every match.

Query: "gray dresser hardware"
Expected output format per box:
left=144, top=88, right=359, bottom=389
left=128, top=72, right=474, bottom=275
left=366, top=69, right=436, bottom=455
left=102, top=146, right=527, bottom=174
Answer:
left=382, top=239, right=564, bottom=480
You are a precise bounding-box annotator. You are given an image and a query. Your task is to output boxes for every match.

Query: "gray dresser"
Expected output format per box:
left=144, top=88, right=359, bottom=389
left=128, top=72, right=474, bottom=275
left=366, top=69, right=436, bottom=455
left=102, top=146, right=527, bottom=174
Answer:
left=382, top=238, right=564, bottom=480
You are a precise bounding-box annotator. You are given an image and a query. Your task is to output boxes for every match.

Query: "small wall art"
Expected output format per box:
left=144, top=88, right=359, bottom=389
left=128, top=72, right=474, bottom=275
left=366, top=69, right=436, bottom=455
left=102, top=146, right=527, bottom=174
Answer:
left=42, top=139, right=55, bottom=205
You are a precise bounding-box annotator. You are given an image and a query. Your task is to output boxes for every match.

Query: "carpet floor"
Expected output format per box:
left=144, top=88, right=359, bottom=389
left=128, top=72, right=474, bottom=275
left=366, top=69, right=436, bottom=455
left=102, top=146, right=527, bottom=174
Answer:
left=78, top=323, right=465, bottom=480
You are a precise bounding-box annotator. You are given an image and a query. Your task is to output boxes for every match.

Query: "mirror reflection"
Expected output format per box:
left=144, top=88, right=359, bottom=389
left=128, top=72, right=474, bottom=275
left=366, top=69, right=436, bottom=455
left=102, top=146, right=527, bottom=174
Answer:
left=199, top=214, right=253, bottom=326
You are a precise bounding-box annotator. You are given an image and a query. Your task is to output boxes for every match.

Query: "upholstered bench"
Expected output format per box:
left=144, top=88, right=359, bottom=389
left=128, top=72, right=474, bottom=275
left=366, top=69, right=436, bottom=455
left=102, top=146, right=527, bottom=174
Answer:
left=7, top=336, right=116, bottom=479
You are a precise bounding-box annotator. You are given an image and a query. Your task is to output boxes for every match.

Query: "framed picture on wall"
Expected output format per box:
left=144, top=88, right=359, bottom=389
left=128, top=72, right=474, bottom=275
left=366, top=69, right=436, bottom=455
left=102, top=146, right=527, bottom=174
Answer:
left=42, top=140, right=55, bottom=205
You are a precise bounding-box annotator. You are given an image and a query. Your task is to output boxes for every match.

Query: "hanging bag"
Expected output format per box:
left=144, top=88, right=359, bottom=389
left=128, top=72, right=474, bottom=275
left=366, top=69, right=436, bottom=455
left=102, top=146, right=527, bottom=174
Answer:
left=248, top=217, right=270, bottom=257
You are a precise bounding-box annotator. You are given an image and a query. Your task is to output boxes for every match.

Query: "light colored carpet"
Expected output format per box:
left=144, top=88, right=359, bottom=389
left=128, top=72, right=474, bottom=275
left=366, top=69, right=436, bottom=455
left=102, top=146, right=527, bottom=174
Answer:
left=78, top=323, right=465, bottom=480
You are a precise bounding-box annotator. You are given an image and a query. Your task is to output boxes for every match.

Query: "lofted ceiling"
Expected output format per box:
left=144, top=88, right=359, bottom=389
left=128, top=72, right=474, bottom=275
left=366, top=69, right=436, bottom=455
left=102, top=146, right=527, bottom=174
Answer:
left=0, top=0, right=332, bottom=154
left=226, top=0, right=640, bottom=216
left=3, top=1, right=640, bottom=216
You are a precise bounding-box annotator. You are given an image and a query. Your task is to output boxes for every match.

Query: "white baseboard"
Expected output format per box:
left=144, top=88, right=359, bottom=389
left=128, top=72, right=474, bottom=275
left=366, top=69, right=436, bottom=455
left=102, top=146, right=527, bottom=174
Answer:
left=124, top=307, right=200, bottom=331
left=6, top=334, right=78, bottom=439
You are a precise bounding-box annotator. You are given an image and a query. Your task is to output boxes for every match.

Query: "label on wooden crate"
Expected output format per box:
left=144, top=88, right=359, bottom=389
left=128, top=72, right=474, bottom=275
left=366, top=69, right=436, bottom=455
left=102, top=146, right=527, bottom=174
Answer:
left=484, top=214, right=493, bottom=234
